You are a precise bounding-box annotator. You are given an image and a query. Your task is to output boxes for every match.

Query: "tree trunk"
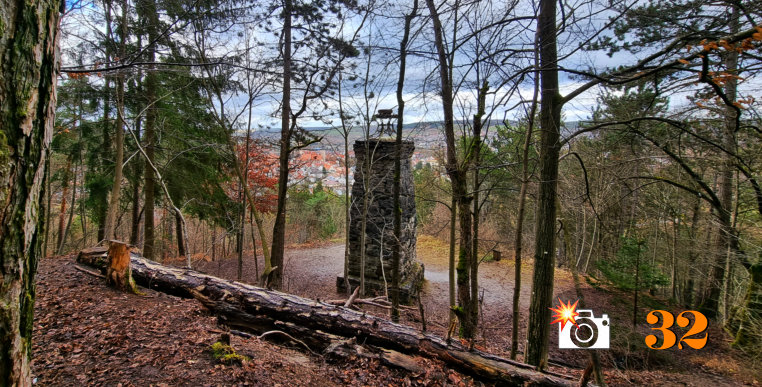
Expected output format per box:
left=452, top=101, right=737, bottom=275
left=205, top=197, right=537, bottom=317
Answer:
left=702, top=6, right=739, bottom=321
left=512, top=100, right=537, bottom=359
left=269, top=0, right=293, bottom=290
left=237, top=187, right=244, bottom=281
left=469, top=81, right=489, bottom=336
left=359, top=176, right=370, bottom=296
left=79, top=179, right=88, bottom=247
left=57, top=158, right=72, bottom=250
left=249, top=206, right=260, bottom=280
left=129, top=57, right=143, bottom=247
left=526, top=0, right=562, bottom=369
left=106, top=241, right=138, bottom=293
left=58, top=161, right=78, bottom=255
left=76, top=249, right=575, bottom=386
left=671, top=216, right=679, bottom=301
left=44, top=156, right=52, bottom=257
left=339, top=76, right=351, bottom=295
left=141, top=0, right=159, bottom=260
left=633, top=243, right=641, bottom=328
left=425, top=0, right=477, bottom=339
left=175, top=212, right=185, bottom=257
left=0, top=0, right=60, bottom=383
left=391, top=0, right=418, bottom=322
left=96, top=3, right=113, bottom=243
left=102, top=0, right=128, bottom=241
left=212, top=224, right=217, bottom=261
left=129, top=158, right=141, bottom=246
left=730, top=263, right=762, bottom=349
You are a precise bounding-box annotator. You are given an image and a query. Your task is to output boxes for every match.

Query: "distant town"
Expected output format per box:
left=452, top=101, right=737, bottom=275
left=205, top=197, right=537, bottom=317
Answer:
left=287, top=146, right=441, bottom=194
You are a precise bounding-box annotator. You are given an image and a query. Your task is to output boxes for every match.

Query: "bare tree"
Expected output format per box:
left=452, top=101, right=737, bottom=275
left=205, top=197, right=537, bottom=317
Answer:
left=103, top=0, right=128, bottom=241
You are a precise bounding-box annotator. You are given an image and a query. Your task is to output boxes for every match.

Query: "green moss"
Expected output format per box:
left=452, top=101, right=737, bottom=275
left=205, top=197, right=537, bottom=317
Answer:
left=0, top=131, right=10, bottom=205
left=210, top=341, right=249, bottom=365
left=21, top=290, right=35, bottom=356
left=456, top=249, right=468, bottom=283
left=730, top=263, right=762, bottom=351
left=128, top=276, right=144, bottom=296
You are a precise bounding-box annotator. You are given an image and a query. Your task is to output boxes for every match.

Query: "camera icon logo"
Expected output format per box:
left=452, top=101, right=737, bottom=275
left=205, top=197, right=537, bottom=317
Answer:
left=558, top=309, right=610, bottom=349
left=550, top=298, right=610, bottom=349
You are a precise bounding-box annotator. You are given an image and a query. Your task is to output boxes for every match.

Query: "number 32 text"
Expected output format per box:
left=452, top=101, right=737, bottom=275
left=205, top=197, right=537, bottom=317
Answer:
left=645, top=310, right=708, bottom=350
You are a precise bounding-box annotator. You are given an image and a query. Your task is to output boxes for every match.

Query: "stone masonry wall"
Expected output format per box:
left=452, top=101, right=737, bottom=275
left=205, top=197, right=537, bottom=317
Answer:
left=340, top=139, right=423, bottom=300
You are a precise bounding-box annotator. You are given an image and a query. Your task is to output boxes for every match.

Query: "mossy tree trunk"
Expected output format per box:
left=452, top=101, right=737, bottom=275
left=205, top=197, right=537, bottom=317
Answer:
left=0, top=0, right=61, bottom=384
left=730, top=263, right=762, bottom=349
left=425, top=0, right=479, bottom=340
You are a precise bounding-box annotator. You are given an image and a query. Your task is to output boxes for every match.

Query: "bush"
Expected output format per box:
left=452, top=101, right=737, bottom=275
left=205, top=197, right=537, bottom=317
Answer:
left=596, top=236, right=669, bottom=291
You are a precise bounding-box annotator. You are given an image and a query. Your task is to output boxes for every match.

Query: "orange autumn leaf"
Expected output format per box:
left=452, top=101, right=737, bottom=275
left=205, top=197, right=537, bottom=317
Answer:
left=678, top=58, right=691, bottom=65
left=753, top=26, right=762, bottom=41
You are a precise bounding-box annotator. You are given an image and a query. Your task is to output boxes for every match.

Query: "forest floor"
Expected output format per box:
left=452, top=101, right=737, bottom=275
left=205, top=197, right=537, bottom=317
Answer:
left=33, top=236, right=762, bottom=386
left=32, top=255, right=471, bottom=386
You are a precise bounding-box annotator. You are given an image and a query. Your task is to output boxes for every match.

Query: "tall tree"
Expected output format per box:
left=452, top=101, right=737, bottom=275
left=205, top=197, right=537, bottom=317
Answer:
left=0, top=0, right=61, bottom=383
left=139, top=0, right=160, bottom=260
left=270, top=0, right=293, bottom=289
left=102, top=0, right=128, bottom=240
left=525, top=0, right=562, bottom=368
left=425, top=0, right=480, bottom=339
left=268, top=0, right=361, bottom=289
left=391, top=0, right=419, bottom=322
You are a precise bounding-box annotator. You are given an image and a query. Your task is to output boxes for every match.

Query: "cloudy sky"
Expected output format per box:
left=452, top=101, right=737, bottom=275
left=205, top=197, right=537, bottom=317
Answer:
left=58, top=0, right=761, bottom=136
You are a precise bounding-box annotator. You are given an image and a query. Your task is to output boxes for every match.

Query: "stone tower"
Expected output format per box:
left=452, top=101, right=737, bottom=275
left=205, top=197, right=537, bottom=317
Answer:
left=337, top=139, right=423, bottom=301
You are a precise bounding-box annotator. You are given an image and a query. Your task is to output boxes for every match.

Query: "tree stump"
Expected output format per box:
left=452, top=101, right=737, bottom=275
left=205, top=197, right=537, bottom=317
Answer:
left=106, top=240, right=138, bottom=293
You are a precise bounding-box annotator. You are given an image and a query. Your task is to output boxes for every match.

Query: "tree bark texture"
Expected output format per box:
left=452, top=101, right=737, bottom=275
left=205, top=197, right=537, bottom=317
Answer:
left=526, top=0, right=562, bottom=369
left=392, top=0, right=418, bottom=323
left=175, top=212, right=185, bottom=257
left=57, top=161, right=77, bottom=254
left=269, top=0, right=293, bottom=290
left=425, top=0, right=478, bottom=339
left=102, top=0, right=128, bottom=241
left=140, top=0, right=159, bottom=260
left=0, top=0, right=60, bottom=384
left=76, top=248, right=575, bottom=386
left=56, top=158, right=71, bottom=250
left=106, top=241, right=137, bottom=293
left=703, top=6, right=739, bottom=321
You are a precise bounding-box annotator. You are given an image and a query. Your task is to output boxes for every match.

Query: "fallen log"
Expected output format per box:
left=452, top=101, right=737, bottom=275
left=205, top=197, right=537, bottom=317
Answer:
left=77, top=248, right=575, bottom=386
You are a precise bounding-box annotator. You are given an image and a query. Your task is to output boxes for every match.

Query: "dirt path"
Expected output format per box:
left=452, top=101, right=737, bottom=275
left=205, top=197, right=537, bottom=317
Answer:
left=191, top=236, right=761, bottom=386
left=193, top=236, right=573, bottom=359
